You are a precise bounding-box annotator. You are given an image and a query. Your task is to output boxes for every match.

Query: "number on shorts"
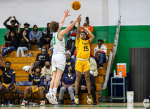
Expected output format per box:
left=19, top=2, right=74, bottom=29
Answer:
left=84, top=46, right=89, bottom=51
left=53, top=36, right=56, bottom=45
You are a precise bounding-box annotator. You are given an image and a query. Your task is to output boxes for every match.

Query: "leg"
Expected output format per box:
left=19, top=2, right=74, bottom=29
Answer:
left=40, top=37, right=45, bottom=48
left=75, top=70, right=82, bottom=95
left=17, top=47, right=21, bottom=57
left=0, top=85, right=6, bottom=100
left=2, top=47, right=8, bottom=56
left=58, top=86, right=67, bottom=100
left=37, top=40, right=41, bottom=48
left=50, top=71, right=56, bottom=89
left=38, top=87, right=44, bottom=99
left=2, top=46, right=16, bottom=56
left=99, top=53, right=106, bottom=66
left=91, top=87, right=96, bottom=102
left=20, top=47, right=28, bottom=57
left=9, top=85, right=15, bottom=104
left=84, top=70, right=91, bottom=94
left=68, top=86, right=75, bottom=100
left=24, top=86, right=32, bottom=99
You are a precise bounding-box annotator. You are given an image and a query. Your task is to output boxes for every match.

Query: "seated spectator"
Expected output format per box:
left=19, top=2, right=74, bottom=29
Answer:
left=21, top=65, right=45, bottom=106
left=2, top=31, right=18, bottom=57
left=58, top=66, right=76, bottom=105
left=66, top=33, right=76, bottom=56
left=17, top=23, right=29, bottom=57
left=41, top=61, right=53, bottom=82
left=21, top=23, right=31, bottom=35
left=63, top=51, right=75, bottom=76
left=3, top=16, right=19, bottom=47
left=41, top=23, right=53, bottom=48
left=66, top=21, right=77, bottom=40
left=94, top=39, right=107, bottom=69
left=79, top=73, right=97, bottom=105
left=81, top=17, right=93, bottom=38
left=89, top=57, right=98, bottom=77
left=0, top=55, right=15, bottom=106
left=33, top=45, right=50, bottom=70
left=29, top=25, right=42, bottom=50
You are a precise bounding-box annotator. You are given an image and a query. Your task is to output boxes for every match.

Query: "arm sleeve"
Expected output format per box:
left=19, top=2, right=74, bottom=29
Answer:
left=29, top=32, right=32, bottom=41
left=29, top=74, right=33, bottom=82
left=37, top=75, right=44, bottom=87
left=37, top=31, right=42, bottom=40
left=8, top=71, right=15, bottom=89
left=36, top=54, right=39, bottom=61
left=0, top=66, right=5, bottom=71
left=3, top=19, right=9, bottom=28
left=15, top=19, right=19, bottom=25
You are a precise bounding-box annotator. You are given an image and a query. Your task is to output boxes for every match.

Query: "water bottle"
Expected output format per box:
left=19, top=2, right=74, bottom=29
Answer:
left=119, top=70, right=122, bottom=77
left=113, top=70, right=116, bottom=77
left=104, top=39, right=106, bottom=43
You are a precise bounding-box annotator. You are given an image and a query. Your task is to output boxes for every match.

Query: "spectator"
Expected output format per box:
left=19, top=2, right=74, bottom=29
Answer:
left=94, top=39, right=107, bottom=69
left=21, top=65, right=45, bottom=106
left=79, top=73, right=97, bottom=105
left=63, top=51, right=75, bottom=76
left=41, top=23, right=53, bottom=48
left=3, top=16, right=19, bottom=47
left=21, top=23, right=31, bottom=35
left=34, top=45, right=50, bottom=69
left=66, top=21, right=77, bottom=40
left=58, top=66, right=76, bottom=105
left=66, top=33, right=76, bottom=56
left=89, top=57, right=98, bottom=77
left=0, top=55, right=15, bottom=106
left=29, top=25, right=42, bottom=50
left=41, top=61, right=53, bottom=82
left=1, top=31, right=18, bottom=57
left=17, top=23, right=29, bottom=57
left=81, top=17, right=93, bottom=38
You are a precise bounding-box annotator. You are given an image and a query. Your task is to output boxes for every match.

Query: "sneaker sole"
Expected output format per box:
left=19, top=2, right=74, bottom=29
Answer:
left=74, top=99, right=79, bottom=104
left=49, top=94, right=58, bottom=104
left=46, top=93, right=57, bottom=104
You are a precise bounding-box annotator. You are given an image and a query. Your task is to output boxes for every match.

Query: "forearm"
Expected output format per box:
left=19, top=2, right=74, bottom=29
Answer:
left=38, top=76, right=44, bottom=87
left=76, top=22, right=81, bottom=39
left=15, top=19, right=19, bottom=24
left=23, top=36, right=29, bottom=42
left=86, top=29, right=94, bottom=38
left=3, top=19, right=9, bottom=27
left=18, top=26, right=20, bottom=33
left=69, top=84, right=75, bottom=87
left=29, top=74, right=33, bottom=82
left=8, top=74, right=15, bottom=89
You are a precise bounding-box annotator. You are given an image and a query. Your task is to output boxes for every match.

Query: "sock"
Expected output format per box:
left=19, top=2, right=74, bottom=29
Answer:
left=53, top=88, right=57, bottom=96
left=49, top=88, right=53, bottom=93
left=72, top=100, right=74, bottom=102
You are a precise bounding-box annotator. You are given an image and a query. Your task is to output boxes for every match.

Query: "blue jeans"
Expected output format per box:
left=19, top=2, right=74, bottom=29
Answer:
left=94, top=53, right=106, bottom=67
left=2, top=46, right=16, bottom=56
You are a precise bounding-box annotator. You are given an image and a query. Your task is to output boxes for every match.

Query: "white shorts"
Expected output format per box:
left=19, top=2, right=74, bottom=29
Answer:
left=52, top=53, right=66, bottom=72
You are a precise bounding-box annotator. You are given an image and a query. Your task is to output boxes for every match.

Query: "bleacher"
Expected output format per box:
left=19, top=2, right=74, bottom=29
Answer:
left=0, top=43, right=113, bottom=104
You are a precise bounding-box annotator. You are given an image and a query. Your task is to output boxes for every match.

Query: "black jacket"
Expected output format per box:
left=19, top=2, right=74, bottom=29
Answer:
left=9, top=36, right=19, bottom=49
left=79, top=74, right=96, bottom=90
left=66, top=39, right=76, bottom=56
left=18, top=33, right=29, bottom=48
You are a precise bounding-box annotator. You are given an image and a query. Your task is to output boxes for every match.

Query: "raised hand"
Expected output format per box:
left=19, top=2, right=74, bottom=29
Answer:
left=13, top=16, right=16, bottom=19
left=64, top=9, right=70, bottom=17
left=19, top=23, right=21, bottom=27
left=8, top=16, right=12, bottom=19
left=77, top=14, right=81, bottom=22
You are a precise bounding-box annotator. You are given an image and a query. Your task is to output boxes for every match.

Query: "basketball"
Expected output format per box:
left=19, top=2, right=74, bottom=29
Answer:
left=72, top=1, right=81, bottom=10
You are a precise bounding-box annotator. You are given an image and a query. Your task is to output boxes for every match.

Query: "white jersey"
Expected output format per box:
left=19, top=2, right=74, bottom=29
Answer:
left=52, top=32, right=65, bottom=55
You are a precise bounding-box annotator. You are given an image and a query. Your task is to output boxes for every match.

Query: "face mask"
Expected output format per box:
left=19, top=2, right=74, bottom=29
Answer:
left=71, top=37, right=75, bottom=40
left=25, top=28, right=28, bottom=30
left=68, top=69, right=72, bottom=73
left=23, top=33, right=26, bottom=35
left=46, top=65, right=50, bottom=68
left=42, top=49, right=46, bottom=52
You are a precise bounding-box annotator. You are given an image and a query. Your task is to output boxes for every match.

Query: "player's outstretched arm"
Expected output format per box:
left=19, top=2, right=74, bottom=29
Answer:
left=84, top=27, right=95, bottom=43
left=76, top=16, right=81, bottom=40
left=58, top=14, right=81, bottom=40
left=58, top=9, right=70, bottom=32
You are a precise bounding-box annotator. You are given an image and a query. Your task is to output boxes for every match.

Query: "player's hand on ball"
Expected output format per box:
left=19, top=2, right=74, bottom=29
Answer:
left=64, top=9, right=70, bottom=17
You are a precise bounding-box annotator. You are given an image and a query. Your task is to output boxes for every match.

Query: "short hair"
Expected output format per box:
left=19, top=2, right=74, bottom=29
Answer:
left=81, top=31, right=87, bottom=36
left=98, top=39, right=103, bottom=43
left=45, top=61, right=50, bottom=65
left=5, top=61, right=11, bottom=65
left=47, top=23, right=49, bottom=25
left=49, top=21, right=59, bottom=32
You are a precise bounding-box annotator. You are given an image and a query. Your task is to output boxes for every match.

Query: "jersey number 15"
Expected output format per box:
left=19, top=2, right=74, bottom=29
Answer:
left=84, top=46, right=89, bottom=51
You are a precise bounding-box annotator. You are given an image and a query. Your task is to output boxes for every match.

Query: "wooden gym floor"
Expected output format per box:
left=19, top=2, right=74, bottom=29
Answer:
left=0, top=103, right=149, bottom=109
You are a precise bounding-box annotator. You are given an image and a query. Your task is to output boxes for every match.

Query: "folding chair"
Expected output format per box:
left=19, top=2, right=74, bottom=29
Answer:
left=15, top=81, right=32, bottom=104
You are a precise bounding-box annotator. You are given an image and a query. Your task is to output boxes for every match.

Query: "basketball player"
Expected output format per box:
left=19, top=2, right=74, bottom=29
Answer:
left=74, top=17, right=95, bottom=104
left=46, top=9, right=81, bottom=104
